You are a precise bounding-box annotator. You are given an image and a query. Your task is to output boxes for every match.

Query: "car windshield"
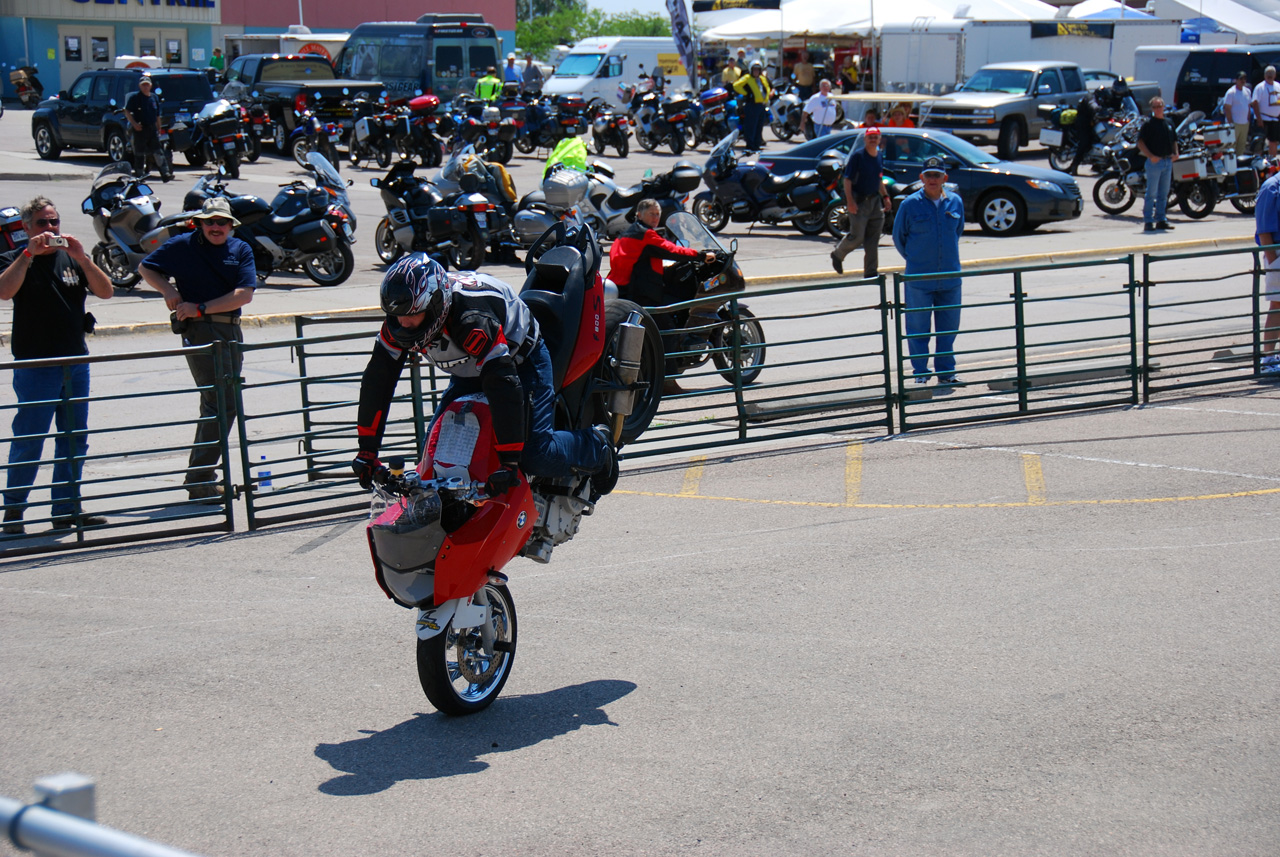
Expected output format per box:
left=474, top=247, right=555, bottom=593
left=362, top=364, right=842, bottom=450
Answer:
left=153, top=75, right=214, bottom=103
left=556, top=54, right=604, bottom=77
left=959, top=68, right=1033, bottom=94
left=930, top=134, right=999, bottom=165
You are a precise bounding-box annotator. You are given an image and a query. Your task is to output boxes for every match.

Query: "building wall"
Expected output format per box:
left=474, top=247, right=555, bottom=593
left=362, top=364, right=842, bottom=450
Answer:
left=217, top=0, right=514, bottom=31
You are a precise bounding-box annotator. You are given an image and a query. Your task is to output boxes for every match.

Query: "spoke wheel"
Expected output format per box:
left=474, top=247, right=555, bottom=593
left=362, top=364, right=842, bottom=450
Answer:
left=712, top=306, right=766, bottom=385
left=375, top=217, right=404, bottom=264
left=1177, top=180, right=1217, bottom=219
left=693, top=196, right=729, bottom=233
left=1093, top=175, right=1136, bottom=215
left=825, top=200, right=849, bottom=239
left=447, top=224, right=486, bottom=271
left=302, top=243, right=354, bottom=286
left=417, top=583, right=516, bottom=716
left=1231, top=195, right=1257, bottom=214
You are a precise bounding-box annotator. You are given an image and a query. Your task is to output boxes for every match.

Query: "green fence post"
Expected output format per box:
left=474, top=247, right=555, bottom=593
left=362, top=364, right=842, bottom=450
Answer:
left=58, top=362, right=84, bottom=543
left=892, top=273, right=908, bottom=431
left=726, top=296, right=749, bottom=439
left=1011, top=270, right=1029, bottom=412
left=294, top=315, right=320, bottom=481
left=1132, top=253, right=1144, bottom=404
left=214, top=341, right=238, bottom=531
left=408, top=355, right=427, bottom=458
left=1252, top=247, right=1263, bottom=373
left=876, top=275, right=895, bottom=434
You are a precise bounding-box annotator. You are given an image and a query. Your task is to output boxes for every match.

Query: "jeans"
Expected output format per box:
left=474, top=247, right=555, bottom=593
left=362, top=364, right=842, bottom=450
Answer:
left=182, top=321, right=243, bottom=485
left=741, top=101, right=766, bottom=150
left=4, top=363, right=91, bottom=519
left=437, top=341, right=606, bottom=479
left=1144, top=156, right=1172, bottom=225
left=903, top=281, right=962, bottom=376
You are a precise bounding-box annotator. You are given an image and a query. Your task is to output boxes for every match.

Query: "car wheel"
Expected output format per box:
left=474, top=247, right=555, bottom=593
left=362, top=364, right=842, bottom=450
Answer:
left=105, top=130, right=129, bottom=164
left=34, top=123, right=62, bottom=160
left=978, top=190, right=1027, bottom=235
left=273, top=122, right=287, bottom=152
left=997, top=118, right=1020, bottom=160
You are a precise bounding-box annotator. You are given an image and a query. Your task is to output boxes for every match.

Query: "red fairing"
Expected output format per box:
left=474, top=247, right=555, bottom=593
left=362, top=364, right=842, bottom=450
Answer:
left=418, top=396, right=535, bottom=602
left=562, top=271, right=607, bottom=387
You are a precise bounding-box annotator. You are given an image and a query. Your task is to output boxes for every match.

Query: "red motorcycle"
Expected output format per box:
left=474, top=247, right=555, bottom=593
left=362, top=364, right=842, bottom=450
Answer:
left=365, top=223, right=663, bottom=715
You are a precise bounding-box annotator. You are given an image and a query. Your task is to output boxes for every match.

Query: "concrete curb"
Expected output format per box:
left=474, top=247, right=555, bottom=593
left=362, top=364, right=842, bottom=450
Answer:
left=92, top=234, right=1254, bottom=337
left=0, top=170, right=97, bottom=183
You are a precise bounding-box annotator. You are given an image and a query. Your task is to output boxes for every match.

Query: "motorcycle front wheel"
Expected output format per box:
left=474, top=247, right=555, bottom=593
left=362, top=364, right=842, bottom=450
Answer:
left=712, top=306, right=766, bottom=385
left=514, top=134, right=536, bottom=154
left=93, top=243, right=139, bottom=290
left=636, top=130, right=658, bottom=152
left=291, top=137, right=311, bottom=169
left=375, top=217, right=403, bottom=264
left=596, top=299, right=663, bottom=444
left=593, top=133, right=607, bottom=156
left=693, top=196, right=730, bottom=233
left=615, top=135, right=629, bottom=159
left=1093, top=174, right=1136, bottom=215
left=246, top=135, right=261, bottom=163
left=302, top=243, right=354, bottom=286
left=771, top=121, right=795, bottom=142
left=417, top=582, right=517, bottom=716
left=1177, top=180, right=1217, bottom=219
left=668, top=131, right=685, bottom=155
left=490, top=140, right=513, bottom=165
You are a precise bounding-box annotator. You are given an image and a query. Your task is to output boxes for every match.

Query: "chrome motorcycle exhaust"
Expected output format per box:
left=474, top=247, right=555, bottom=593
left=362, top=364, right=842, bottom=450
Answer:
left=609, top=310, right=647, bottom=440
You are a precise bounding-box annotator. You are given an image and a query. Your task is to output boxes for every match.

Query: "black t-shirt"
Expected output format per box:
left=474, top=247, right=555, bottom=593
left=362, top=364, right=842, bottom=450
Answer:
left=1, top=248, right=90, bottom=359
left=1138, top=116, right=1176, bottom=158
left=125, top=90, right=160, bottom=130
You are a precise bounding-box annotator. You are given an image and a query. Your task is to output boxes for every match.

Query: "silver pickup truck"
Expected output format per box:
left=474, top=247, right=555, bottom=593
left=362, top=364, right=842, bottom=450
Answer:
left=920, top=61, right=1156, bottom=160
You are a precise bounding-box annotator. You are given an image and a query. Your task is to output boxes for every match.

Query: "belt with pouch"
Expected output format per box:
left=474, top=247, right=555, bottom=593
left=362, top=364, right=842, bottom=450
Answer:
left=197, top=313, right=241, bottom=326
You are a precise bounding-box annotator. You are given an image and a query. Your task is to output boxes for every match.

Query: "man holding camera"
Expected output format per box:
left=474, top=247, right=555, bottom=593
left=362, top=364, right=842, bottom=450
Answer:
left=0, top=197, right=113, bottom=535
left=139, top=197, right=256, bottom=501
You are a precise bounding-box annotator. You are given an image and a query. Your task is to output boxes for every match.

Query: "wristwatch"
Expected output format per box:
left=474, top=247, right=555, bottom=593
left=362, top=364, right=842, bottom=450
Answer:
left=197, top=303, right=207, bottom=317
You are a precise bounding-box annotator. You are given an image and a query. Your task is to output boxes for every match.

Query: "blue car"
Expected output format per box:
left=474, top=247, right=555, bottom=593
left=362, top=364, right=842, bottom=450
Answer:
left=755, top=127, right=1083, bottom=235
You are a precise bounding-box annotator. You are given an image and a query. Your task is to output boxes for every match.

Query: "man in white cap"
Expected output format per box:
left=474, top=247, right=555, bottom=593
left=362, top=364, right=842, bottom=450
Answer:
left=504, top=53, right=521, bottom=84
left=139, top=197, right=257, bottom=500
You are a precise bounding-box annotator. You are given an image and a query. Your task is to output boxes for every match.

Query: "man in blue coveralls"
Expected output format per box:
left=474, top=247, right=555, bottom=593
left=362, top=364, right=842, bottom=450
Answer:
left=892, top=156, right=965, bottom=387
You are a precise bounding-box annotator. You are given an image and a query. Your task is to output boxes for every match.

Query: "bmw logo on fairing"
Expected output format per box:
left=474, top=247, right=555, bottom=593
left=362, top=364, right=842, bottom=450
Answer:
left=516, top=511, right=527, bottom=528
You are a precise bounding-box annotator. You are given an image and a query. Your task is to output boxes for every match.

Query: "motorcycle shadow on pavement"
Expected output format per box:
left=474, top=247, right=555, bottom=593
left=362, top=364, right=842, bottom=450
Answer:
left=313, top=679, right=636, bottom=795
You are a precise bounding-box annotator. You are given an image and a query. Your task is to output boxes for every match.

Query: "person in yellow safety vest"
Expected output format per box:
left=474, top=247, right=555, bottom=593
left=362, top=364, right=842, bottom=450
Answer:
left=732, top=61, right=771, bottom=153
left=475, top=67, right=503, bottom=102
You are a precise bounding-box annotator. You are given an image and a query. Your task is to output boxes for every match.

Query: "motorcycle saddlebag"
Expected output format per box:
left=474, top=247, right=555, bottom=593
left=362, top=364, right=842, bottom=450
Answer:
left=1235, top=167, right=1259, bottom=196
left=426, top=206, right=467, bottom=236
left=790, top=184, right=824, bottom=210
left=291, top=219, right=338, bottom=253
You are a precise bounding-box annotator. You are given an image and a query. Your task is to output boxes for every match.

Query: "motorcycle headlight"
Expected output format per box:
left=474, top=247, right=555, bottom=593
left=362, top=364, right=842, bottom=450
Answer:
left=1025, top=179, right=1064, bottom=194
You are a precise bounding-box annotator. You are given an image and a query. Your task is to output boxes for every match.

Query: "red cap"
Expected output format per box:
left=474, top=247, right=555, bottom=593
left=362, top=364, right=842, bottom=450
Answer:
left=864, top=126, right=881, bottom=136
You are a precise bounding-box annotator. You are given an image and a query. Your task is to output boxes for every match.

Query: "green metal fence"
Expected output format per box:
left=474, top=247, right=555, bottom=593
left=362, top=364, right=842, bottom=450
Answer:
left=5, top=244, right=1279, bottom=554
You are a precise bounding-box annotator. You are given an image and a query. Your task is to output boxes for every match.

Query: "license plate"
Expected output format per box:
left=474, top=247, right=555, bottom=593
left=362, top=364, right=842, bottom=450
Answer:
left=253, top=127, right=263, bottom=136
left=175, top=112, right=191, bottom=123
left=1040, top=128, right=1063, bottom=148
left=342, top=222, right=354, bottom=239
left=474, top=213, right=487, bottom=228
left=328, top=132, right=341, bottom=142
left=223, top=141, right=236, bottom=150
left=11, top=229, right=27, bottom=242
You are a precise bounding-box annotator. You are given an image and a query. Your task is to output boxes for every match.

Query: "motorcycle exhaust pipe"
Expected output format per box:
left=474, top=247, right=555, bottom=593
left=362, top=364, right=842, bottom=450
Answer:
left=608, top=310, right=647, bottom=441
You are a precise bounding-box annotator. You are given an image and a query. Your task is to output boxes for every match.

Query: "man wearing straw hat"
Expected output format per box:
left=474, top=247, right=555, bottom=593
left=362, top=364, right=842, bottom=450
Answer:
left=139, top=197, right=256, bottom=500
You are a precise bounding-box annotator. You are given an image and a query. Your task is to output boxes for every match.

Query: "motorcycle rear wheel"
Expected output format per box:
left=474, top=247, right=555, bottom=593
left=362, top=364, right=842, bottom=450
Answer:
left=712, top=306, right=766, bottom=385
left=417, top=583, right=517, bottom=716
left=303, top=243, right=354, bottom=286
left=637, top=130, right=658, bottom=152
left=1092, top=175, right=1136, bottom=215
left=597, top=299, right=664, bottom=445
left=1231, top=195, right=1257, bottom=214
left=376, top=140, right=394, bottom=169
left=824, top=199, right=849, bottom=239
left=375, top=217, right=403, bottom=264
left=1177, top=180, right=1217, bottom=219
left=224, top=152, right=240, bottom=180
left=514, top=134, right=536, bottom=154
left=448, top=224, right=486, bottom=271
left=615, top=135, right=629, bottom=159
left=246, top=135, right=261, bottom=163
left=668, top=132, right=685, bottom=155
left=490, top=140, right=513, bottom=165
left=1047, top=140, right=1076, bottom=173
left=793, top=209, right=827, bottom=235
left=593, top=133, right=607, bottom=156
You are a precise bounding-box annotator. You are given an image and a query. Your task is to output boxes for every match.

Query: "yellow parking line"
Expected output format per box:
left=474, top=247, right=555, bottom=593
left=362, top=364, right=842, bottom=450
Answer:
left=1022, top=454, right=1047, bottom=505
left=845, top=441, right=863, bottom=506
left=678, top=456, right=706, bottom=496
left=616, top=487, right=1280, bottom=509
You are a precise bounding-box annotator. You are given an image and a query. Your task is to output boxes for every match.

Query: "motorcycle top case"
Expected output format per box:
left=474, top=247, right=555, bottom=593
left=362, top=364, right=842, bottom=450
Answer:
left=409, top=94, right=441, bottom=116
left=700, top=87, right=730, bottom=107
left=669, top=162, right=704, bottom=194
left=1201, top=124, right=1235, bottom=148
left=290, top=219, right=339, bottom=253
left=542, top=167, right=590, bottom=207
left=661, top=97, right=692, bottom=119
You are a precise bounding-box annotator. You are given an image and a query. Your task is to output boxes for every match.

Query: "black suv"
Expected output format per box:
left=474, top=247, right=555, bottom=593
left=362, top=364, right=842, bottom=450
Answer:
left=32, top=68, right=215, bottom=162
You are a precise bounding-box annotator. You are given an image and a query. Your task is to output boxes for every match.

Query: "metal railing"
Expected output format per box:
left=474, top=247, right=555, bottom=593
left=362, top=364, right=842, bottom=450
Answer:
left=4, top=244, right=1278, bottom=554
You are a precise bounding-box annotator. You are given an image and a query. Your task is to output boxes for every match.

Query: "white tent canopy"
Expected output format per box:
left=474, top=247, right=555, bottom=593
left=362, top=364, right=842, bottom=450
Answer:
left=699, top=0, right=1058, bottom=41
left=1151, top=0, right=1280, bottom=38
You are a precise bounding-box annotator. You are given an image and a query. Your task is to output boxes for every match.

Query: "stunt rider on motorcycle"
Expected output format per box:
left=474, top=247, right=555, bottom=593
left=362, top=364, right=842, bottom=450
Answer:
left=352, top=254, right=617, bottom=497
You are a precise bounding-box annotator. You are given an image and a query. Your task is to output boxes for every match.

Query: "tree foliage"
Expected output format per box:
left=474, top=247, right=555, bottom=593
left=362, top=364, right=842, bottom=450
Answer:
left=516, top=1, right=671, bottom=60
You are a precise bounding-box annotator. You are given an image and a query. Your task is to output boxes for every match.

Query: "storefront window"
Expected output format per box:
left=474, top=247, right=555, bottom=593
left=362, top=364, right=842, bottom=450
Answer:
left=166, top=39, right=182, bottom=64
left=140, top=38, right=156, bottom=57
left=92, top=37, right=110, bottom=63
left=65, top=36, right=82, bottom=63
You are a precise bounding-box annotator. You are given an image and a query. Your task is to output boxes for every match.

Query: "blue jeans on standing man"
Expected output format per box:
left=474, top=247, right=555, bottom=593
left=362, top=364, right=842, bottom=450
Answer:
left=903, top=281, right=962, bottom=377
left=4, top=363, right=91, bottom=519
left=1144, top=156, right=1172, bottom=225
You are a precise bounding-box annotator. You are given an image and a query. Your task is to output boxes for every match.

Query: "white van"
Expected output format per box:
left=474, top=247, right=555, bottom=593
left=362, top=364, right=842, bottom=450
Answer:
left=543, top=37, right=686, bottom=103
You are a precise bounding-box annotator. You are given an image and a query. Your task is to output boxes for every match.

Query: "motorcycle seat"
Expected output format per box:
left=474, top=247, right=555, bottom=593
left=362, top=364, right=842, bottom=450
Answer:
left=520, top=245, right=587, bottom=390
left=762, top=171, right=816, bottom=193
left=609, top=184, right=645, bottom=210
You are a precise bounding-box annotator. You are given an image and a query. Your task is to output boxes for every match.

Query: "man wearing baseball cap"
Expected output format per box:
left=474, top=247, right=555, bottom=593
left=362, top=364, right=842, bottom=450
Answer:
left=139, top=197, right=257, bottom=500
left=892, top=157, right=965, bottom=387
left=831, top=127, right=891, bottom=278
left=124, top=74, right=172, bottom=182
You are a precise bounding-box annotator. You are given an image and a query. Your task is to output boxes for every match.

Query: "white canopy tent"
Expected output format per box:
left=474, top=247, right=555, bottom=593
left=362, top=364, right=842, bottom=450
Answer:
left=699, top=0, right=1059, bottom=41
left=1151, top=0, right=1280, bottom=41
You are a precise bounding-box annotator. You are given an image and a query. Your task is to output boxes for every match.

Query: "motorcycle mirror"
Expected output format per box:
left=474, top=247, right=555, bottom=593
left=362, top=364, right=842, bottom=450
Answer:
left=644, top=168, right=653, bottom=178
left=730, top=238, right=738, bottom=253
left=370, top=178, right=380, bottom=187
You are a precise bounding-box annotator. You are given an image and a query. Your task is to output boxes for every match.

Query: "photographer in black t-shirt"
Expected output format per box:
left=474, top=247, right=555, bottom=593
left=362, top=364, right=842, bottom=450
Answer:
left=1137, top=96, right=1179, bottom=232
left=0, top=197, right=113, bottom=535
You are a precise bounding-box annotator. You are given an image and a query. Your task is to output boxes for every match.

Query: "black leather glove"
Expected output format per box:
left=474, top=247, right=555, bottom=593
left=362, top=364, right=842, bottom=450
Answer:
left=485, top=465, right=521, bottom=497
left=352, top=450, right=382, bottom=489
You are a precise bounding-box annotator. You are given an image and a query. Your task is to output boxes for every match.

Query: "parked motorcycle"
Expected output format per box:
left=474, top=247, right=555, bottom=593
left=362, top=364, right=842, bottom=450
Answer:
left=423, top=144, right=522, bottom=268
left=289, top=110, right=343, bottom=173
left=621, top=82, right=676, bottom=154
left=394, top=95, right=449, bottom=168
left=347, top=94, right=400, bottom=168
left=364, top=222, right=663, bottom=715
left=81, top=162, right=191, bottom=289
left=768, top=80, right=805, bottom=142
left=371, top=159, right=498, bottom=270
left=693, top=130, right=834, bottom=235
left=1092, top=110, right=1216, bottom=219
left=513, top=158, right=703, bottom=247
left=191, top=99, right=249, bottom=180
left=608, top=210, right=766, bottom=386
left=686, top=86, right=735, bottom=150
left=184, top=152, right=358, bottom=286
left=1038, top=100, right=1139, bottom=174
left=243, top=103, right=271, bottom=163
left=10, top=66, right=43, bottom=109
left=450, top=94, right=518, bottom=165
left=589, top=101, right=631, bottom=158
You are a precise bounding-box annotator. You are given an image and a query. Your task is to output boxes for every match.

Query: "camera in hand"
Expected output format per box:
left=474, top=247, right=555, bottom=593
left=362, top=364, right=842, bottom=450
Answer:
left=47, top=236, right=68, bottom=247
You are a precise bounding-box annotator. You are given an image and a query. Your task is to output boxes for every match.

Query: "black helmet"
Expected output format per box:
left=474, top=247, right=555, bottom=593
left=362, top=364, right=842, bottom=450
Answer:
left=1113, top=78, right=1130, bottom=95
left=380, top=253, right=450, bottom=341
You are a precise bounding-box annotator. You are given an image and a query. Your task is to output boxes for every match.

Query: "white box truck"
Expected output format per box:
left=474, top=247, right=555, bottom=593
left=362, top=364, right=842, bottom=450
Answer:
left=543, top=36, right=687, bottom=103
left=880, top=18, right=1183, bottom=92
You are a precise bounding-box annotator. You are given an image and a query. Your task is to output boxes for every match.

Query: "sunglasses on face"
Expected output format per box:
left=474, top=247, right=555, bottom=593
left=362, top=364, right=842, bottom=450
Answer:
left=34, top=218, right=60, bottom=227
left=201, top=217, right=232, bottom=227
